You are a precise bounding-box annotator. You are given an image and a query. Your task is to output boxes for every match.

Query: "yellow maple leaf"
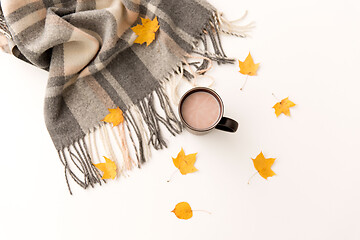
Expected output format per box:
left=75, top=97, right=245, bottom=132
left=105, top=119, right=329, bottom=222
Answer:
left=273, top=97, right=296, bottom=117
left=131, top=17, right=160, bottom=46
left=102, top=107, right=124, bottom=127
left=252, top=152, right=276, bottom=180
left=238, top=52, right=260, bottom=76
left=93, top=157, right=117, bottom=180
left=172, top=148, right=198, bottom=175
left=171, top=202, right=193, bottom=220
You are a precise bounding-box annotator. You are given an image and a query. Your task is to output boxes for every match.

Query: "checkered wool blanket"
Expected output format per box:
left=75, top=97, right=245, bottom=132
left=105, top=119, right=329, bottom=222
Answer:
left=0, top=0, right=250, bottom=193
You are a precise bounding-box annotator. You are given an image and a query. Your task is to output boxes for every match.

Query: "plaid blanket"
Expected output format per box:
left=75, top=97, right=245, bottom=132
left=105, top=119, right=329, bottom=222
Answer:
left=0, top=0, right=240, bottom=193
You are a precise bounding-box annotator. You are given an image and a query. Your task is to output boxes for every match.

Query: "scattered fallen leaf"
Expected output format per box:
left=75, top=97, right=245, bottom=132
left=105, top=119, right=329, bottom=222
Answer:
left=172, top=202, right=193, bottom=220
left=273, top=97, right=296, bottom=117
left=93, top=157, right=117, bottom=179
left=102, top=107, right=124, bottom=127
left=252, top=152, right=276, bottom=180
left=172, top=148, right=198, bottom=175
left=131, top=17, right=160, bottom=46
left=238, top=52, right=260, bottom=76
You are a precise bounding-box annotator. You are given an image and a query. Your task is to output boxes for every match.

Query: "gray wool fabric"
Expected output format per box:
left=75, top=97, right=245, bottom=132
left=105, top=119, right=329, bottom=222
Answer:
left=0, top=0, right=232, bottom=192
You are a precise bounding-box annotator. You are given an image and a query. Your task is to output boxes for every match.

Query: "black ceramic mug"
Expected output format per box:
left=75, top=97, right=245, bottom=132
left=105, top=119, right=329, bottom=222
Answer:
left=178, top=87, right=238, bottom=134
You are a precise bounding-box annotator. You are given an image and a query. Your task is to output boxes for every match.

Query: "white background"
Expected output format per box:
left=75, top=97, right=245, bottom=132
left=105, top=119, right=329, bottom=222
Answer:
left=1, top=0, right=360, bottom=239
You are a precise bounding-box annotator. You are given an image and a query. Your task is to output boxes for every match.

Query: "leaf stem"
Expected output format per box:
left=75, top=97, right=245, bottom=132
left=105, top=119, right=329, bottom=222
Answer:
left=272, top=93, right=281, bottom=102
left=193, top=210, right=212, bottom=215
left=247, top=171, right=259, bottom=184
left=167, top=169, right=178, bottom=182
left=240, top=75, right=249, bottom=91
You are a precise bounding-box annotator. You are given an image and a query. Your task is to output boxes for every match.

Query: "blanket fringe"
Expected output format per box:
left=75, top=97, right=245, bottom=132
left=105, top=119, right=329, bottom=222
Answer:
left=58, top=141, right=105, bottom=195
left=212, top=11, right=255, bottom=38
left=57, top=9, right=251, bottom=194
left=59, top=86, right=183, bottom=194
left=195, top=17, right=235, bottom=66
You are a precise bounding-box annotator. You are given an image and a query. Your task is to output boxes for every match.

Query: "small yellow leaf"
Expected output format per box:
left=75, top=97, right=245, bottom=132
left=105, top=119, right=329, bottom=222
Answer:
left=172, top=202, right=193, bottom=220
left=131, top=17, right=160, bottom=46
left=273, top=97, right=296, bottom=117
left=172, top=148, right=198, bottom=175
left=93, top=157, right=117, bottom=180
left=238, top=52, right=260, bottom=76
left=252, top=152, right=276, bottom=180
left=102, top=107, right=124, bottom=127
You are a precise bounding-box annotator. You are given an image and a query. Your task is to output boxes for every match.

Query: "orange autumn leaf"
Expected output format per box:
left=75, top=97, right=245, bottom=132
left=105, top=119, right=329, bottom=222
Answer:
left=102, top=107, right=124, bottom=127
left=93, top=157, right=117, bottom=180
left=172, top=202, right=193, bottom=220
left=172, top=148, right=198, bottom=175
left=131, top=17, right=160, bottom=46
left=273, top=97, right=296, bottom=117
left=252, top=152, right=276, bottom=180
left=238, top=52, right=260, bottom=76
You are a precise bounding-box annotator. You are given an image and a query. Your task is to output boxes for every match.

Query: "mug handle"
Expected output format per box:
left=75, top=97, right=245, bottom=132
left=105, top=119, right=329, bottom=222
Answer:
left=215, top=117, right=239, bottom=133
